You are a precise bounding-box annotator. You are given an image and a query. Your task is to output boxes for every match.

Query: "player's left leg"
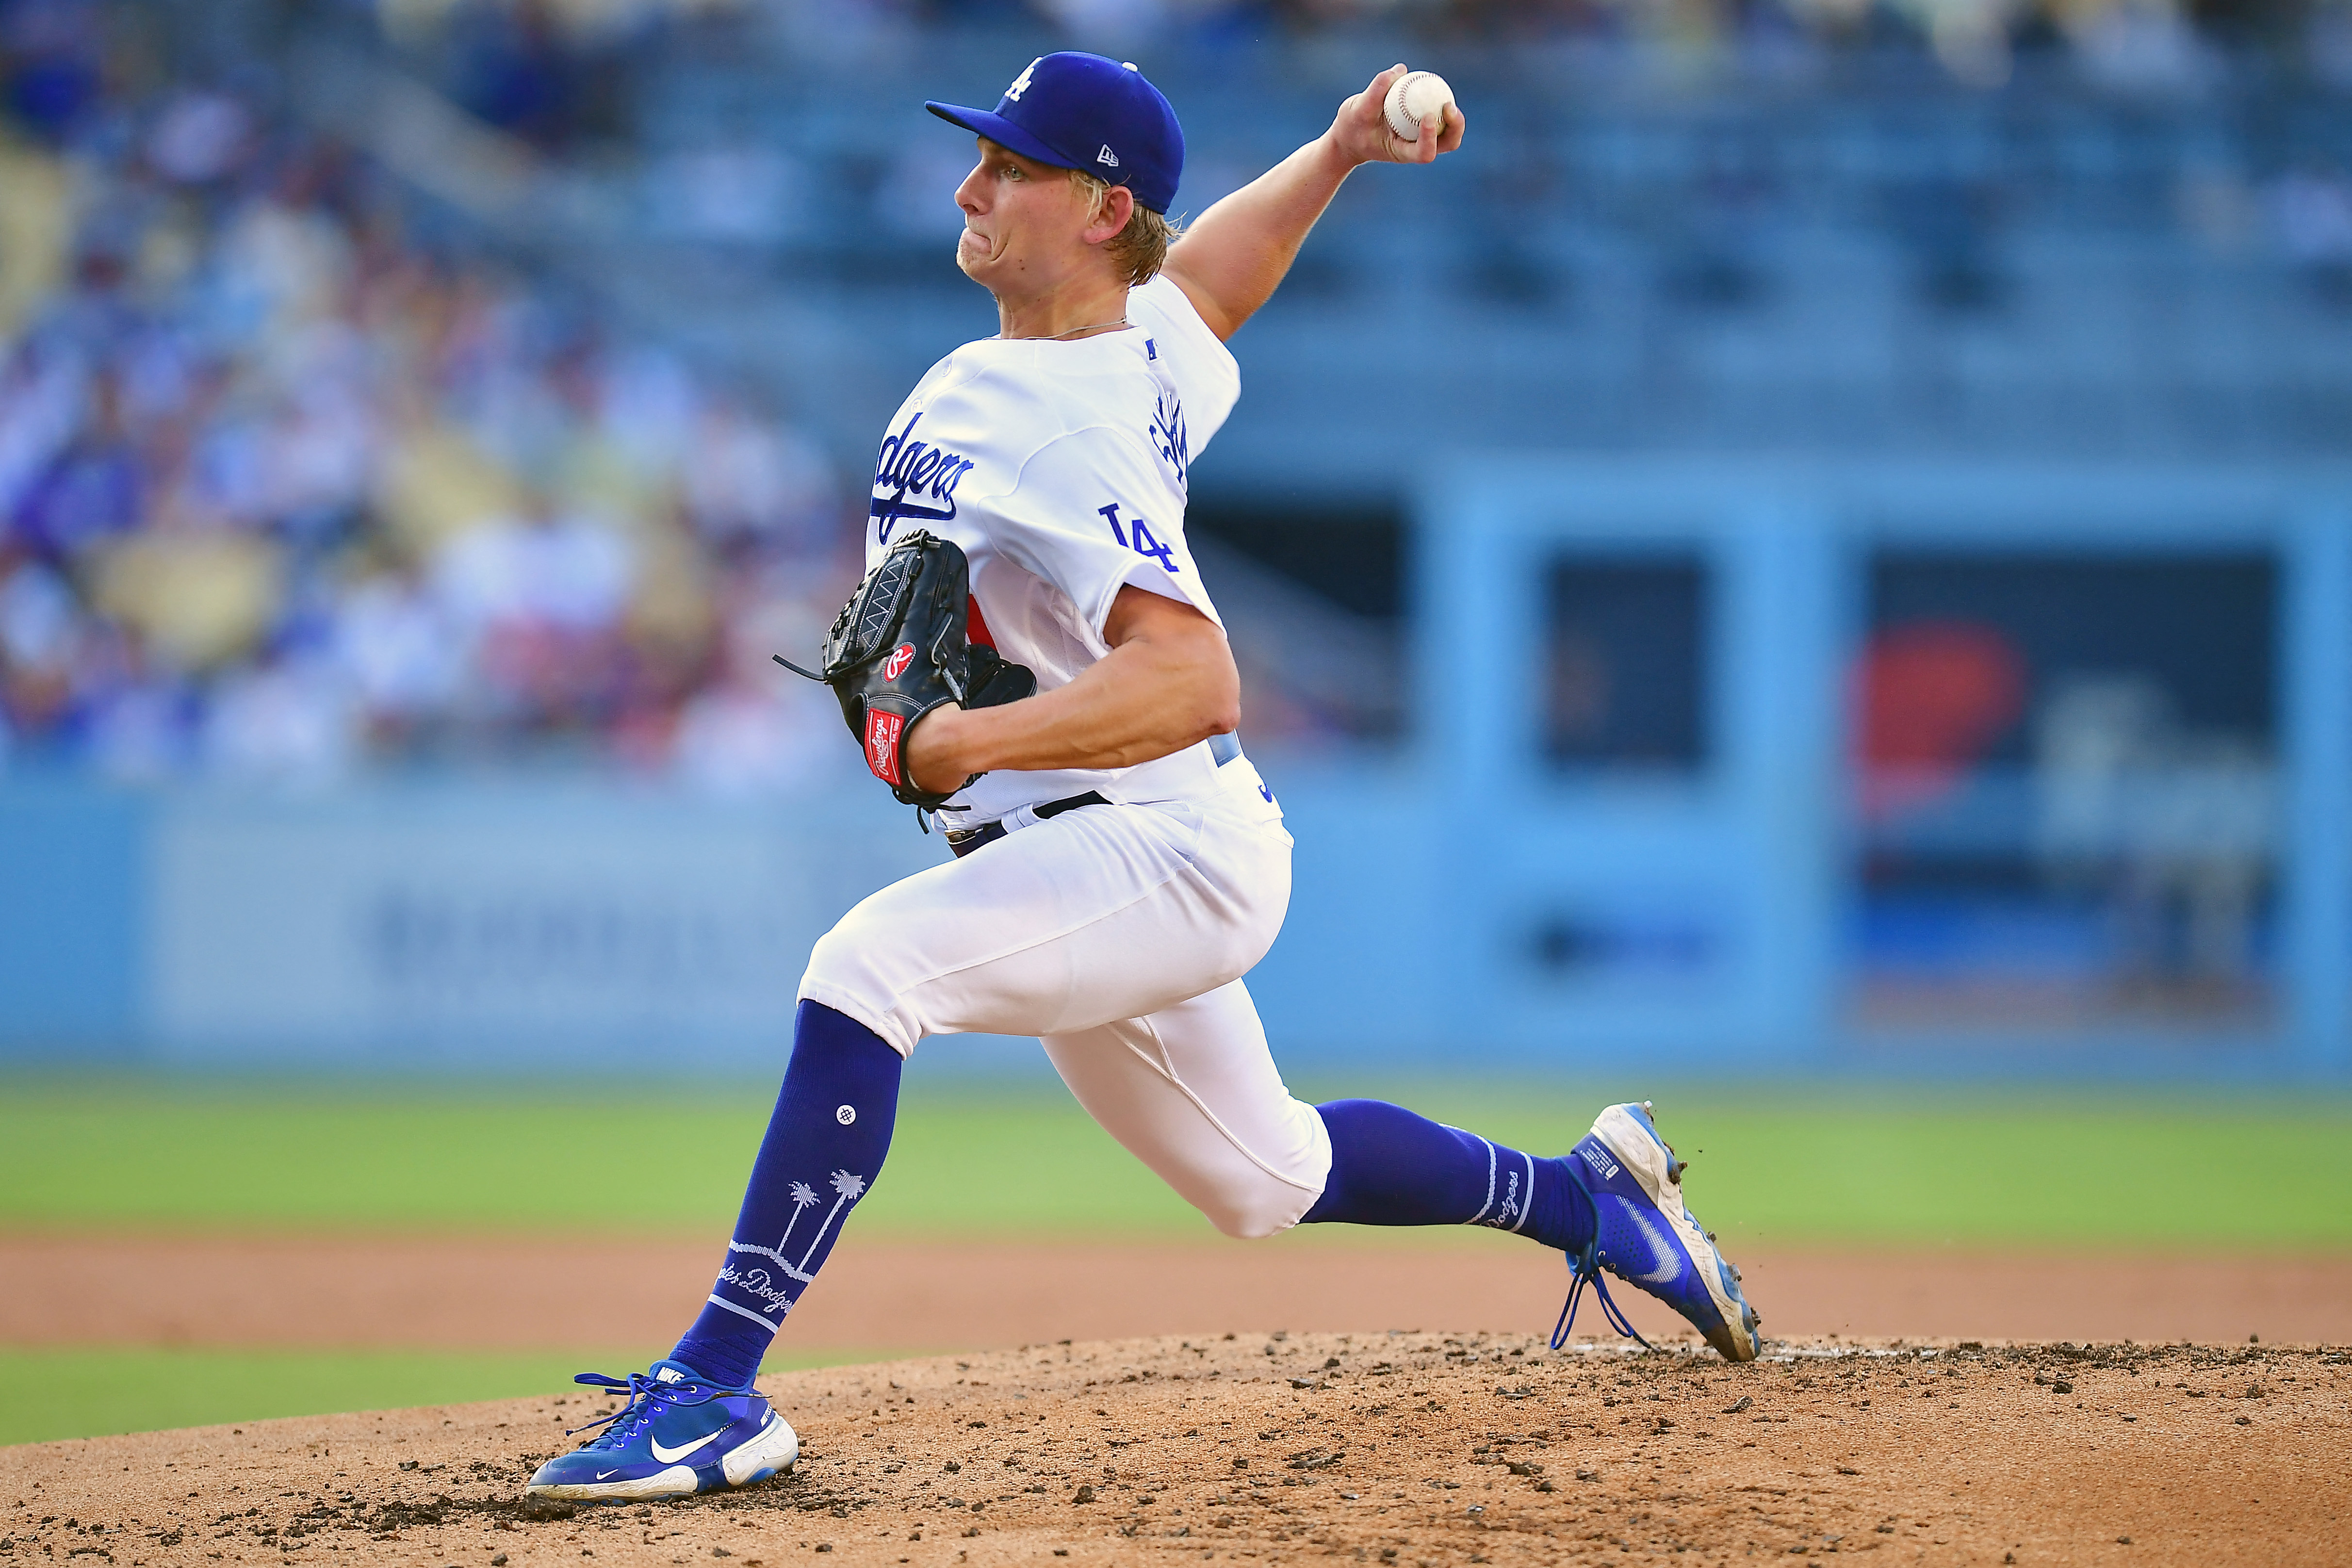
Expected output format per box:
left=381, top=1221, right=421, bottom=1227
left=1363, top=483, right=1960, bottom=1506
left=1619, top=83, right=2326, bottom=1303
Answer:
left=667, top=1001, right=902, bottom=1384
left=524, top=998, right=896, bottom=1500
left=533, top=763, right=1294, bottom=1500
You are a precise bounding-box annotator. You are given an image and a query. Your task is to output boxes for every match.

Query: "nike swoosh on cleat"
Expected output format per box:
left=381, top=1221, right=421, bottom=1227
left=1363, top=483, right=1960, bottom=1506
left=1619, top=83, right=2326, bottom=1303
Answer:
left=595, top=1470, right=619, bottom=1480
left=648, top=1430, right=725, bottom=1464
left=1625, top=1208, right=1684, bottom=1285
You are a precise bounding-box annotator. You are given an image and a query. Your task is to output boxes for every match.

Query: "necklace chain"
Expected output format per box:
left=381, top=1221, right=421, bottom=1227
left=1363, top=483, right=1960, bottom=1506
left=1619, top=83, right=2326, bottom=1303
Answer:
left=1007, top=317, right=1130, bottom=342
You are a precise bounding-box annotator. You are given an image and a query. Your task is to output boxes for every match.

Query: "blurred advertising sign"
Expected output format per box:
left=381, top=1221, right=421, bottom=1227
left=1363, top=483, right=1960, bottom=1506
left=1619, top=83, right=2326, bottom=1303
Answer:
left=146, top=785, right=931, bottom=1067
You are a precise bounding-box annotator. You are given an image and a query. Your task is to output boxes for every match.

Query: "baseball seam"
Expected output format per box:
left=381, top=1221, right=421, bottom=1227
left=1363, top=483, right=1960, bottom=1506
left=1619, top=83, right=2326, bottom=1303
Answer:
left=1386, top=72, right=1441, bottom=144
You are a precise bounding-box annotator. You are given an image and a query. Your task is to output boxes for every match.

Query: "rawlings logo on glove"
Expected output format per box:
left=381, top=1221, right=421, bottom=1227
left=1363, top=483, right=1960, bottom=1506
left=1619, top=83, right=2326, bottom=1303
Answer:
left=775, top=531, right=1036, bottom=810
left=863, top=709, right=907, bottom=785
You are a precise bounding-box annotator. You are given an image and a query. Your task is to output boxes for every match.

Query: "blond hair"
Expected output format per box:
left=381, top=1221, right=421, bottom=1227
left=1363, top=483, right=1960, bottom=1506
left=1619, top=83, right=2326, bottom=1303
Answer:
left=1068, top=168, right=1184, bottom=287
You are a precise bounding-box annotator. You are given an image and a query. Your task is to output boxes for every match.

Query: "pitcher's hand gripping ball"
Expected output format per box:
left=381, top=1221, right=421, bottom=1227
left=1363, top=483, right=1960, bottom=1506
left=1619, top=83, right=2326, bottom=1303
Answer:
left=1382, top=70, right=1456, bottom=143
left=777, top=529, right=1035, bottom=808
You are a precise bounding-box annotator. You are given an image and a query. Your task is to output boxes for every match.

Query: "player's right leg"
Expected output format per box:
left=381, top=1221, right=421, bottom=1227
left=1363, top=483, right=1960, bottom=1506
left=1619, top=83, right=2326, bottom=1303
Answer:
left=1549, top=1100, right=1763, bottom=1361
left=1043, top=984, right=1761, bottom=1360
left=1305, top=1097, right=1762, bottom=1361
left=1041, top=978, right=1331, bottom=1240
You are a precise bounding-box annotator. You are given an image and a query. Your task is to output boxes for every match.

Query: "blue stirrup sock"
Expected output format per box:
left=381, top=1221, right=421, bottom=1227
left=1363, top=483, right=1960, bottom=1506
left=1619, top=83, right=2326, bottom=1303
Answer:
left=671, top=1001, right=902, bottom=1388
left=1300, top=1099, right=1596, bottom=1254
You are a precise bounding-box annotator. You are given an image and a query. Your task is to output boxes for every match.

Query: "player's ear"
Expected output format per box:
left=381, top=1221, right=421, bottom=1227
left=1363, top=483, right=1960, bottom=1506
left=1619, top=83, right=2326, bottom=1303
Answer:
left=1083, top=183, right=1134, bottom=248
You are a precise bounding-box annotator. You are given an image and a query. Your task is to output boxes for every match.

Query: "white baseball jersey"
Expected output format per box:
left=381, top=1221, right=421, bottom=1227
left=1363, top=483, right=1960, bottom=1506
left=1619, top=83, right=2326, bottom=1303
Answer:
left=809, top=274, right=1326, bottom=1243
left=862, top=273, right=1241, bottom=826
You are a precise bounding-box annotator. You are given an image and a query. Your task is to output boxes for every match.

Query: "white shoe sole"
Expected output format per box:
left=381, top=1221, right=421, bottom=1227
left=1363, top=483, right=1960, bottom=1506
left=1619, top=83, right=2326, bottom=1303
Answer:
left=723, top=1410, right=800, bottom=1485
left=1590, top=1103, right=1760, bottom=1361
left=527, top=1465, right=701, bottom=1503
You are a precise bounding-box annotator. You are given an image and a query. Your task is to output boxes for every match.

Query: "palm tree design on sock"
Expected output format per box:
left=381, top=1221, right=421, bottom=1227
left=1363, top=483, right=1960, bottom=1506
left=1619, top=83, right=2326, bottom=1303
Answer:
left=784, top=1180, right=819, bottom=1243
left=797, top=1169, right=868, bottom=1274
left=724, top=1179, right=821, bottom=1275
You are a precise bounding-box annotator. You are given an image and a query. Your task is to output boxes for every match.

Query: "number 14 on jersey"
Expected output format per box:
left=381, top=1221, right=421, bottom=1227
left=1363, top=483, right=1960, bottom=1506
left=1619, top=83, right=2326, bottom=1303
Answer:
left=1098, top=503, right=1177, bottom=572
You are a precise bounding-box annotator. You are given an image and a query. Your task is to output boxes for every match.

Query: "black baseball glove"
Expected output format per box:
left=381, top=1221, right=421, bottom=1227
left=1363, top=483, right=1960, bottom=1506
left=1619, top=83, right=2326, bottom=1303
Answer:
left=775, top=530, right=1036, bottom=809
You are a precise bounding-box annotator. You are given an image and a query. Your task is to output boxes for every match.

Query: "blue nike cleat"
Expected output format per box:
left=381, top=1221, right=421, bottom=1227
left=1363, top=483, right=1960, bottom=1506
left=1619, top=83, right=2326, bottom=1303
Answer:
left=1555, top=1101, right=1763, bottom=1362
left=524, top=1359, right=799, bottom=1503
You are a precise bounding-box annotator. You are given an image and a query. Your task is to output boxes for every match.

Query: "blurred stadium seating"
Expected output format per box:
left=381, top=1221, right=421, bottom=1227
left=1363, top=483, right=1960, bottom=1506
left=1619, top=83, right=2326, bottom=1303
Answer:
left=2, top=0, right=2350, bottom=1071
left=4, top=0, right=2351, bottom=773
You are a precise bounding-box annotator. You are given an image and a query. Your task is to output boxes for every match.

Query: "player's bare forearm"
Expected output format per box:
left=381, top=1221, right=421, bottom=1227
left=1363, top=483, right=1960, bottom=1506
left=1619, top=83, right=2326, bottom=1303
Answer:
left=904, top=586, right=1240, bottom=793
left=1162, top=137, right=1356, bottom=342
left=1162, top=63, right=1465, bottom=342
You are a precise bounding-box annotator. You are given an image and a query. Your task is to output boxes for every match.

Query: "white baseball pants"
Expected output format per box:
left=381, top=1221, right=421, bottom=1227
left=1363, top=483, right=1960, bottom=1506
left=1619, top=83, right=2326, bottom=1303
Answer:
left=798, top=756, right=1333, bottom=1238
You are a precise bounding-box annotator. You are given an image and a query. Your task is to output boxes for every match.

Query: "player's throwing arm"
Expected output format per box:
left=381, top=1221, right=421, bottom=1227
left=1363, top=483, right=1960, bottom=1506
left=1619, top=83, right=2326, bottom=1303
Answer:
left=1156, top=64, right=1465, bottom=343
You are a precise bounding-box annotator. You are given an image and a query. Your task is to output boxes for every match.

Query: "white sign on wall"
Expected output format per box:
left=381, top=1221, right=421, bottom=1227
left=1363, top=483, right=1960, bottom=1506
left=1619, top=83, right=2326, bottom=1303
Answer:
left=148, top=786, right=935, bottom=1067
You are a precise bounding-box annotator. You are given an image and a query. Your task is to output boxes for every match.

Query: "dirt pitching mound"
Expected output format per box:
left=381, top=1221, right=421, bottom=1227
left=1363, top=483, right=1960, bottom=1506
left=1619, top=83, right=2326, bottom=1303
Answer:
left=5, top=1331, right=2345, bottom=1568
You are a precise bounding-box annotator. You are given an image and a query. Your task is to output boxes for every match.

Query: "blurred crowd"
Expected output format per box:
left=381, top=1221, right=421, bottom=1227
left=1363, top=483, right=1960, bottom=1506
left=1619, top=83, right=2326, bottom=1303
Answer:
left=383, top=0, right=2352, bottom=118
left=3, top=0, right=2349, bottom=786
left=0, top=0, right=864, bottom=788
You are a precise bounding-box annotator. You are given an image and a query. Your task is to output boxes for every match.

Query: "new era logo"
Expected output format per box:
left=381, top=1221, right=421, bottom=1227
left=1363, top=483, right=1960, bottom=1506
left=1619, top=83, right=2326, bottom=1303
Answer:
left=1097, top=144, right=1119, bottom=168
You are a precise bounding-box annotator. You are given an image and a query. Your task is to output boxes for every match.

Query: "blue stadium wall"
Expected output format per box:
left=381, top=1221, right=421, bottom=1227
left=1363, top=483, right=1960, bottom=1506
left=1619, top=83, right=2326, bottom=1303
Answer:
left=4, top=459, right=2349, bottom=1080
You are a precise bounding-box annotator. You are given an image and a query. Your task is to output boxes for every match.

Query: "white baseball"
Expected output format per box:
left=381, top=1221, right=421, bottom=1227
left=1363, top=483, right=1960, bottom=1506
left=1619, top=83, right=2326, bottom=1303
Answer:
left=1382, top=70, right=1455, bottom=144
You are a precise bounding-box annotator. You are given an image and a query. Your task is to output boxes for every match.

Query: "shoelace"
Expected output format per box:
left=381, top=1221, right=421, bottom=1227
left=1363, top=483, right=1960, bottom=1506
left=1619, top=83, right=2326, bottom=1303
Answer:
left=1550, top=1239, right=1653, bottom=1353
left=564, top=1370, right=725, bottom=1444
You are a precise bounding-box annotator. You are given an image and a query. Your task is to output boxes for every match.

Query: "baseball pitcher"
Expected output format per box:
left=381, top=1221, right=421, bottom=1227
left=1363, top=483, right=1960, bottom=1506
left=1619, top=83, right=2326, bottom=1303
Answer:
left=529, top=55, right=1760, bottom=1503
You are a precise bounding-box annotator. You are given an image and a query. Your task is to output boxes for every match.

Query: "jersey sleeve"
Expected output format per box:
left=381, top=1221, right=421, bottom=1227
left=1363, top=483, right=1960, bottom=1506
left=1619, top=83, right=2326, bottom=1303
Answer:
left=1129, top=274, right=1241, bottom=455
left=985, top=427, right=1220, bottom=642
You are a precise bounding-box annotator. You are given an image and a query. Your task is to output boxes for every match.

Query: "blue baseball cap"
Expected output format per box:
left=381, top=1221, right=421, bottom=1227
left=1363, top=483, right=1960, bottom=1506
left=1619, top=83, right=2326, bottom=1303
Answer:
left=926, top=52, right=1183, bottom=215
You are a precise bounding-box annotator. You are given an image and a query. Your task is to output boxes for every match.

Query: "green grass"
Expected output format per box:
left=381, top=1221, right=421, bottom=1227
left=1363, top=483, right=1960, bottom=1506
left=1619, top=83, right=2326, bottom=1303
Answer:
left=1387, top=1085, right=2352, bottom=1251
left=0, top=1347, right=871, bottom=1449
left=3, top=1075, right=2347, bottom=1448
left=1, top=1073, right=2348, bottom=1249
left=0, top=1073, right=1200, bottom=1236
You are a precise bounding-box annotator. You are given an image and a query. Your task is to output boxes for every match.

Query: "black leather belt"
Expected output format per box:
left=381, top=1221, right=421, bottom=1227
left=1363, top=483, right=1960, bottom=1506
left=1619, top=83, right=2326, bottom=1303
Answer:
left=941, top=735, right=1243, bottom=860
left=945, top=791, right=1109, bottom=859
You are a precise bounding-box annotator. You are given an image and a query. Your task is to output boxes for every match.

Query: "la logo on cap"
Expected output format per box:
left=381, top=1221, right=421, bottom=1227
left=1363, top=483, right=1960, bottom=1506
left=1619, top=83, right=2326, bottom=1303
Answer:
left=925, top=50, right=1182, bottom=215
